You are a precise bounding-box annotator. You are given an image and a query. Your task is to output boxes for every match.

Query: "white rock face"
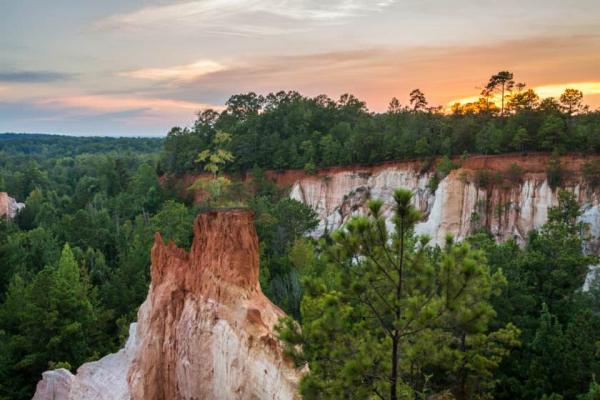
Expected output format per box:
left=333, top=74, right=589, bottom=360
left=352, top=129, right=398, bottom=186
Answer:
left=291, top=167, right=600, bottom=250
left=290, top=168, right=431, bottom=237
left=32, top=323, right=138, bottom=400
left=0, top=192, right=24, bottom=219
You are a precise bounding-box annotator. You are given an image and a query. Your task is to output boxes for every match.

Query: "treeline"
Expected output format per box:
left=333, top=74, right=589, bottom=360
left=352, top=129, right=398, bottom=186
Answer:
left=0, top=132, right=163, bottom=156
left=160, top=73, right=599, bottom=176
left=0, top=135, right=317, bottom=399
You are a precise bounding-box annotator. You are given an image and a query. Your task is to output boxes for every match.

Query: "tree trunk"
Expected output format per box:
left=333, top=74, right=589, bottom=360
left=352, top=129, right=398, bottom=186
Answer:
left=501, top=84, right=505, bottom=117
left=391, top=335, right=399, bottom=400
left=391, top=220, right=405, bottom=400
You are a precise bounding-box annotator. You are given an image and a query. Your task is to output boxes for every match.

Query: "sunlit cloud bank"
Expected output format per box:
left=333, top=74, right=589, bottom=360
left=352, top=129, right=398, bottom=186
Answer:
left=121, top=60, right=226, bottom=82
left=38, top=95, right=210, bottom=112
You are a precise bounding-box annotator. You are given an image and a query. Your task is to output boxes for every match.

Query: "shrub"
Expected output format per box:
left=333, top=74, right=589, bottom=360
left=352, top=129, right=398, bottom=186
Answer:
left=474, top=169, right=503, bottom=189
left=581, top=159, right=600, bottom=189
left=427, top=172, right=441, bottom=193
left=304, top=162, right=317, bottom=175
left=427, top=156, right=460, bottom=193
left=546, top=154, right=565, bottom=190
left=437, top=155, right=458, bottom=176
left=505, top=163, right=525, bottom=185
left=458, top=171, right=470, bottom=183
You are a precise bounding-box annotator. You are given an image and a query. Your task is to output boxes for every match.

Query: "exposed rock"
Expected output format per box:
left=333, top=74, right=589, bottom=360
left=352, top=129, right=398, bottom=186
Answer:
left=32, top=323, right=138, bottom=400
left=128, top=209, right=301, bottom=400
left=0, top=192, right=24, bottom=219
left=287, top=157, right=600, bottom=251
left=33, top=209, right=302, bottom=400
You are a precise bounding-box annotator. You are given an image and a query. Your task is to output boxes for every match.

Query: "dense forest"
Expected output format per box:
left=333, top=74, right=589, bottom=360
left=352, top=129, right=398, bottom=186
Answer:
left=0, top=134, right=318, bottom=399
left=160, top=74, right=600, bottom=176
left=1, top=72, right=599, bottom=399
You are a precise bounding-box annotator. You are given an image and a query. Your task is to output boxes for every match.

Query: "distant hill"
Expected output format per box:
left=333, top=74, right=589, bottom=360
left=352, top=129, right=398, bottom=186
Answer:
left=0, top=133, right=164, bottom=158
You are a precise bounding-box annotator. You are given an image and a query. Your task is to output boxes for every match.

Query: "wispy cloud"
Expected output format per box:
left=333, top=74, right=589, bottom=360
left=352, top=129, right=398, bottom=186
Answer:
left=0, top=70, right=74, bottom=83
left=120, top=60, right=226, bottom=82
left=95, top=0, right=396, bottom=35
left=37, top=94, right=218, bottom=116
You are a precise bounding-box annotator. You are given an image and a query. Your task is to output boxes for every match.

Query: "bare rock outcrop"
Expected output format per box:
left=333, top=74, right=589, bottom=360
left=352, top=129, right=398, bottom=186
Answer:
left=33, top=324, right=138, bottom=400
left=287, top=154, right=600, bottom=251
left=128, top=209, right=302, bottom=400
left=0, top=192, right=24, bottom=219
left=33, top=209, right=302, bottom=400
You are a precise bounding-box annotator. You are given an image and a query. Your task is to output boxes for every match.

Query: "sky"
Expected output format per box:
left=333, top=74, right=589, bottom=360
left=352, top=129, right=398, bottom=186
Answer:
left=1, top=0, right=599, bottom=136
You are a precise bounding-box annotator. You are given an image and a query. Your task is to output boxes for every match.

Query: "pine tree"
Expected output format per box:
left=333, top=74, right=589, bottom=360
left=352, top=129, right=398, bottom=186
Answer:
left=0, top=244, right=99, bottom=399
left=278, top=189, right=517, bottom=399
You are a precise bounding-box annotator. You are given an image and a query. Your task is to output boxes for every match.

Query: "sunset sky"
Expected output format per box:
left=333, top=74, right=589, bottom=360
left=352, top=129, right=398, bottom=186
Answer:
left=1, top=0, right=599, bottom=136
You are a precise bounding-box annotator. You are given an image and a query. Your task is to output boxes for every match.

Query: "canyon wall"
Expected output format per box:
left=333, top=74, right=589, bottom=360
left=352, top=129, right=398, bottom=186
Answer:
left=277, top=154, right=600, bottom=252
left=0, top=192, right=24, bottom=219
left=33, top=210, right=302, bottom=400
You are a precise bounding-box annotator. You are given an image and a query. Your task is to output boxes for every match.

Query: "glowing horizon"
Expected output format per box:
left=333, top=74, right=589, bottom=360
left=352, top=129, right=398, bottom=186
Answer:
left=446, top=82, right=600, bottom=110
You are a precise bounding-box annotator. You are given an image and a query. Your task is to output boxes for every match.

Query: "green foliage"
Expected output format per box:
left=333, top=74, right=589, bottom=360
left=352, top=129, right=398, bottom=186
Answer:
left=0, top=135, right=172, bottom=398
left=474, top=169, right=503, bottom=189
left=547, top=153, right=566, bottom=190
left=160, top=90, right=600, bottom=176
left=578, top=380, right=600, bottom=400
left=505, top=163, right=525, bottom=185
left=278, top=189, right=518, bottom=399
left=582, top=160, right=600, bottom=189
left=482, top=71, right=515, bottom=116
left=471, top=191, right=600, bottom=400
left=250, top=181, right=319, bottom=317
left=0, top=244, right=102, bottom=399
left=195, top=131, right=234, bottom=177
left=427, top=156, right=461, bottom=193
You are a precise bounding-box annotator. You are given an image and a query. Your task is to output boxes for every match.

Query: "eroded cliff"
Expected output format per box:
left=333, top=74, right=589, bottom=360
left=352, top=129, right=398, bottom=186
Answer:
left=282, top=154, right=600, bottom=251
left=33, top=209, right=302, bottom=400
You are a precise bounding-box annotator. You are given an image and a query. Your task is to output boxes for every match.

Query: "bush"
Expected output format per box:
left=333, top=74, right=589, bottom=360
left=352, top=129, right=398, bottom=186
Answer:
left=427, top=156, right=460, bottom=193
left=304, top=162, right=317, bottom=175
left=474, top=169, right=503, bottom=189
left=427, top=172, right=441, bottom=193
left=505, top=163, right=525, bottom=185
left=581, top=160, right=600, bottom=189
left=546, top=154, right=565, bottom=190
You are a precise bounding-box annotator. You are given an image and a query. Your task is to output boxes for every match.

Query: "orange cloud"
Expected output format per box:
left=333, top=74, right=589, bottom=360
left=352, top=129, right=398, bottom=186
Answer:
left=121, top=60, right=226, bottom=82
left=158, top=35, right=600, bottom=112
left=34, top=95, right=223, bottom=125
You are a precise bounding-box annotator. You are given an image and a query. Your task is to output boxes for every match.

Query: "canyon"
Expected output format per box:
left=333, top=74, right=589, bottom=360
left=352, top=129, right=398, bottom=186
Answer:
left=33, top=210, right=302, bottom=400
left=270, top=154, right=600, bottom=253
left=31, top=153, right=600, bottom=400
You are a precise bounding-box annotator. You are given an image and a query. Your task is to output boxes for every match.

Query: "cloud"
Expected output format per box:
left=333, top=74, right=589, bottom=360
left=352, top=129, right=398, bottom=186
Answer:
left=0, top=70, right=74, bottom=83
left=0, top=94, right=224, bottom=136
left=146, top=35, right=600, bottom=111
left=36, top=94, right=220, bottom=117
left=95, top=0, right=396, bottom=35
left=120, top=60, right=226, bottom=82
